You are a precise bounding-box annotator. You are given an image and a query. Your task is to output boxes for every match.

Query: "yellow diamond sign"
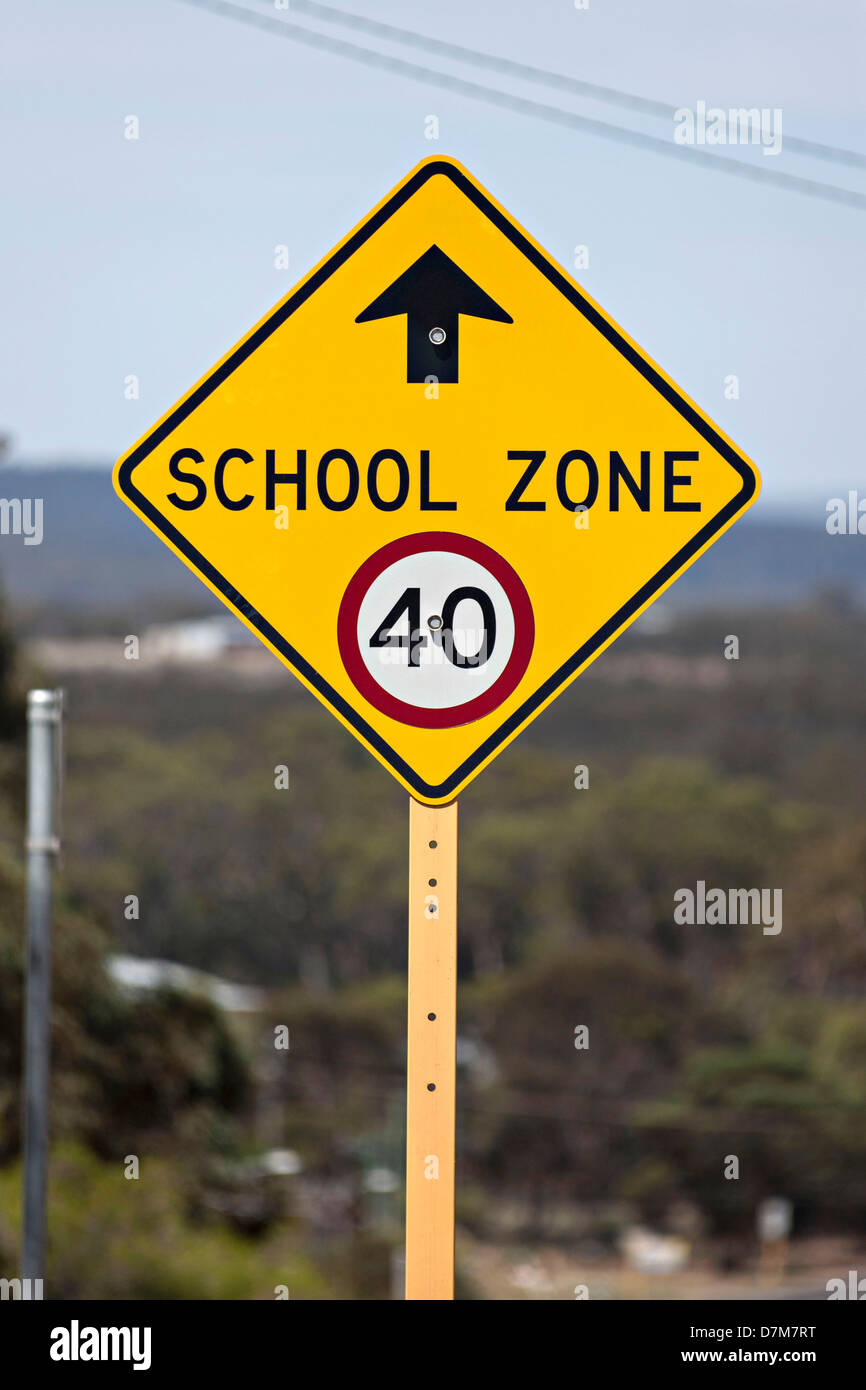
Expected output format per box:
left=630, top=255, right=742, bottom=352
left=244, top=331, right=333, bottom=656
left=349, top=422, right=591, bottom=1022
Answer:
left=114, top=156, right=760, bottom=804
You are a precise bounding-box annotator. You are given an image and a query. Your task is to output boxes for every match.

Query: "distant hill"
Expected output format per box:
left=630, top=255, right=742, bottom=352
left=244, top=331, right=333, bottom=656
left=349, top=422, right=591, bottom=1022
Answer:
left=0, top=465, right=862, bottom=631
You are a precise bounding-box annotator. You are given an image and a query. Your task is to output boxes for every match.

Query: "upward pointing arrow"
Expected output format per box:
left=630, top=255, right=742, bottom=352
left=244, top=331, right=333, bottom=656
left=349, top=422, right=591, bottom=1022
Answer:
left=355, top=244, right=512, bottom=384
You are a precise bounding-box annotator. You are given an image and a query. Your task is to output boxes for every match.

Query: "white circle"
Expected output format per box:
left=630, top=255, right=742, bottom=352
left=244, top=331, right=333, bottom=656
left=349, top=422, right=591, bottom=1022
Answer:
left=355, top=549, right=517, bottom=710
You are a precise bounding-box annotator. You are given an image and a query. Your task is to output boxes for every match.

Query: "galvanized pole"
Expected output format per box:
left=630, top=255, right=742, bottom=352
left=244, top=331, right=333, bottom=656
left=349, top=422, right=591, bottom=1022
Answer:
left=21, top=688, right=63, bottom=1284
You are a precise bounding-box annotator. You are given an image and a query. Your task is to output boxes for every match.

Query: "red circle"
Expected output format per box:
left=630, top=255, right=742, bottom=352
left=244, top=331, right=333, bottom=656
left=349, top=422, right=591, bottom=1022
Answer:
left=337, top=533, right=535, bottom=728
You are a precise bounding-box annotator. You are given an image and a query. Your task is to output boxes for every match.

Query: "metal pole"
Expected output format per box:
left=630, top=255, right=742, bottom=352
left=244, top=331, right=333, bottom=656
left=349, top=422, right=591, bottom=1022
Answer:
left=405, top=797, right=457, bottom=1300
left=21, top=688, right=63, bottom=1283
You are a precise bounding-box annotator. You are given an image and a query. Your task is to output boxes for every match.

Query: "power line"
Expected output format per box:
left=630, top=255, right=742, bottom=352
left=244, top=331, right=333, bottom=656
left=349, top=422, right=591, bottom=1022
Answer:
left=295, top=0, right=675, bottom=120
left=176, top=0, right=866, bottom=211
left=293, top=0, right=866, bottom=172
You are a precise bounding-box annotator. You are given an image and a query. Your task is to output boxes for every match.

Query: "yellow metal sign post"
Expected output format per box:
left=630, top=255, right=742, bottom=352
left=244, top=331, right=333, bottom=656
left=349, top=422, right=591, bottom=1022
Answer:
left=406, top=799, right=457, bottom=1300
left=115, top=156, right=760, bottom=1299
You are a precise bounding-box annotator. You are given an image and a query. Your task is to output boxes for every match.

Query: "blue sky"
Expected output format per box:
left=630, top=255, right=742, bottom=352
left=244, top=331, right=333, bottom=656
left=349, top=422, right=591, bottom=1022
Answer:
left=2, top=0, right=864, bottom=514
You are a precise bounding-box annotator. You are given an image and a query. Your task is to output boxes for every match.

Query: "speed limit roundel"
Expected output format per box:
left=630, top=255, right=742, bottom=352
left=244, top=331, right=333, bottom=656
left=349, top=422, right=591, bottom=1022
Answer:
left=337, top=533, right=535, bottom=728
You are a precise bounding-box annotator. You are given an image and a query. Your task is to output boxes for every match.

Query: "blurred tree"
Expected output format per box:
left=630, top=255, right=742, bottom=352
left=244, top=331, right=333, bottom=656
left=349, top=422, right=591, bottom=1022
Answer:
left=0, top=841, right=251, bottom=1164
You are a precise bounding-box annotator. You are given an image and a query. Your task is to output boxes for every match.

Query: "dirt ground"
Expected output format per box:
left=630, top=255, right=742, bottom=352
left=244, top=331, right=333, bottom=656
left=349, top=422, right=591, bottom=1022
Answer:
left=456, top=1235, right=866, bottom=1301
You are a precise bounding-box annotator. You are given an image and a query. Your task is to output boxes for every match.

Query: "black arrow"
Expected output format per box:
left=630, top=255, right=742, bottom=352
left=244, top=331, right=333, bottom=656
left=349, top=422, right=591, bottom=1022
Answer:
left=355, top=244, right=512, bottom=384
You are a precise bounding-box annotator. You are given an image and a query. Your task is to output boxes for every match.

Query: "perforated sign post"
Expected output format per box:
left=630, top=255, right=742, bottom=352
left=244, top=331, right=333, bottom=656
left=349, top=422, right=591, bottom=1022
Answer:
left=115, top=156, right=760, bottom=1300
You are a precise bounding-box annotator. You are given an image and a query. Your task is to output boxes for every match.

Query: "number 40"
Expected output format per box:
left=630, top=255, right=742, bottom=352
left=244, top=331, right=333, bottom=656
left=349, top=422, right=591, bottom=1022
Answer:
left=370, top=586, right=496, bottom=668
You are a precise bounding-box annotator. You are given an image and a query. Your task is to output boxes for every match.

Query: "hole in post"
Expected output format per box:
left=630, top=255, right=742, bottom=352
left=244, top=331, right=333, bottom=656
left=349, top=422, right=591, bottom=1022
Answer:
left=429, top=878, right=437, bottom=887
left=428, top=1012, right=436, bottom=1021
left=427, top=1083, right=436, bottom=1092
left=429, top=840, right=437, bottom=849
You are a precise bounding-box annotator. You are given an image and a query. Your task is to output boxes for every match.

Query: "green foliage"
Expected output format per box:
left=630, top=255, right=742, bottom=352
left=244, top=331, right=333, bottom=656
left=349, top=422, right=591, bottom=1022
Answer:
left=3, top=601, right=866, bottom=1284
left=269, top=977, right=405, bottom=1169
left=633, top=1009, right=866, bottom=1229
left=62, top=710, right=408, bottom=985
left=0, top=1144, right=328, bottom=1299
left=0, top=829, right=250, bottom=1162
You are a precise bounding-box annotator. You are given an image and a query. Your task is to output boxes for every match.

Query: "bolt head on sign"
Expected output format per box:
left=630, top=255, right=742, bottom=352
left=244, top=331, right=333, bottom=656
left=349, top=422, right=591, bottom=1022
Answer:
left=115, top=156, right=760, bottom=805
